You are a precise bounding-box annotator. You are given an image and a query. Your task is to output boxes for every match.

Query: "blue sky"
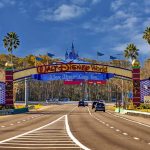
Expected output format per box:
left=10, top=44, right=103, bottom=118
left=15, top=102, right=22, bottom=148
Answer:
left=0, top=0, right=150, bottom=63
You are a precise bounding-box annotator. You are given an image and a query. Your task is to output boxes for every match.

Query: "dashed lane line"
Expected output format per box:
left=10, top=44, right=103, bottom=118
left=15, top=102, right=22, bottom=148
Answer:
left=123, top=133, right=128, bottom=136
left=0, top=106, right=74, bottom=129
left=87, top=107, right=150, bottom=146
left=0, top=115, right=65, bottom=144
left=0, top=115, right=42, bottom=128
left=134, top=137, right=140, bottom=140
left=110, top=126, right=114, bottom=129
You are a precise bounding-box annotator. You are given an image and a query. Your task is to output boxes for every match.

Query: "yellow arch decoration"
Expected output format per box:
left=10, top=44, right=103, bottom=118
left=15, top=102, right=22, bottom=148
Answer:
left=13, top=63, right=132, bottom=80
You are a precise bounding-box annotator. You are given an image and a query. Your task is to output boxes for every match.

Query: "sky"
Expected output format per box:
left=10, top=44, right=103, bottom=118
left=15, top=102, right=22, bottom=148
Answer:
left=0, top=0, right=150, bottom=63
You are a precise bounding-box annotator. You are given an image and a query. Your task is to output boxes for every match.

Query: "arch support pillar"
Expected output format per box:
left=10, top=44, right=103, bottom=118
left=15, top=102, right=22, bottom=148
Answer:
left=5, top=62, right=14, bottom=108
left=132, top=60, right=140, bottom=107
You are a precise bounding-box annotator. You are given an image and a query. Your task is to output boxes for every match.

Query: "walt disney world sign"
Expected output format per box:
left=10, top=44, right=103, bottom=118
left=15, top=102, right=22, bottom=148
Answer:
left=13, top=63, right=132, bottom=80
left=37, top=63, right=108, bottom=74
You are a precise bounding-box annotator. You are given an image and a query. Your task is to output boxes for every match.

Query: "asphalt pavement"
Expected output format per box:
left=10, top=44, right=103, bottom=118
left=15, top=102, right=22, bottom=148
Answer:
left=0, top=104, right=149, bottom=150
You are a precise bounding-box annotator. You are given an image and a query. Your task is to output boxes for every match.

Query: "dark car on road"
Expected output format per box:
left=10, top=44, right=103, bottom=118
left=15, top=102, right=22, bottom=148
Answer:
left=78, top=101, right=85, bottom=107
left=84, top=101, right=88, bottom=106
left=95, top=102, right=105, bottom=112
left=92, top=101, right=98, bottom=109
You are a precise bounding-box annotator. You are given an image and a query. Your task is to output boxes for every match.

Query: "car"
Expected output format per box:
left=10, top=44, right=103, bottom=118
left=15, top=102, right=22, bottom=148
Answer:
left=84, top=101, right=88, bottom=106
left=92, top=101, right=98, bottom=109
left=78, top=101, right=85, bottom=107
left=95, top=102, right=105, bottom=112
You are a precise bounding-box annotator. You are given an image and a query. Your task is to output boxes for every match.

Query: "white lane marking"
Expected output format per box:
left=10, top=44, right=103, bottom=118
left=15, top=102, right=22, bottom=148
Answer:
left=10, top=124, right=14, bottom=126
left=106, top=124, right=109, bottom=126
left=110, top=126, right=114, bottom=129
left=133, top=137, right=139, bottom=140
left=123, top=133, right=128, bottom=136
left=1, top=126, right=5, bottom=128
left=148, top=143, right=150, bottom=145
left=21, top=136, right=69, bottom=139
left=65, top=115, right=90, bottom=150
left=17, top=122, right=21, bottom=124
left=0, top=115, right=65, bottom=144
left=29, top=133, right=68, bottom=136
left=116, top=129, right=120, bottom=132
left=9, top=140, right=73, bottom=143
left=16, top=138, right=71, bottom=140
left=22, top=120, right=26, bottom=121
left=2, top=143, right=76, bottom=146
left=68, top=106, right=77, bottom=114
left=0, top=146, right=80, bottom=149
left=107, top=111, right=150, bottom=128
left=23, top=135, right=68, bottom=137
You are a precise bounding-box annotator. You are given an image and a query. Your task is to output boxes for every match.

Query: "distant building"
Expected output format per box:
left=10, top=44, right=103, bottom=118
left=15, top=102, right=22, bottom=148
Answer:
left=65, top=43, right=79, bottom=60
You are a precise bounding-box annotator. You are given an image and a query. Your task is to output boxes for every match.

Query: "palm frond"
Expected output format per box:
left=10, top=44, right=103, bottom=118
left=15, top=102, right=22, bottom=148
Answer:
left=124, top=43, right=139, bottom=60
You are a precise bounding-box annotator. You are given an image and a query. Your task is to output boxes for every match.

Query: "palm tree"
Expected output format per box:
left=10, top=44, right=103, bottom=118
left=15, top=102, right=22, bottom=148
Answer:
left=124, top=43, right=139, bottom=61
left=3, top=32, right=20, bottom=64
left=143, top=27, right=150, bottom=44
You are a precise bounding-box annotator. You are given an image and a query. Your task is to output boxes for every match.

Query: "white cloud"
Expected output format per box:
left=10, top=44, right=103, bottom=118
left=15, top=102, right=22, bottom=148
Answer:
left=113, top=33, right=150, bottom=55
left=133, top=34, right=150, bottom=54
left=91, top=0, right=101, bottom=4
left=0, top=0, right=16, bottom=8
left=70, top=0, right=87, bottom=5
left=143, top=18, right=150, bottom=28
left=34, top=48, right=49, bottom=56
left=113, top=16, right=138, bottom=30
left=82, top=21, right=104, bottom=33
left=111, top=0, right=124, bottom=10
left=85, top=10, right=138, bottom=33
left=70, top=0, right=101, bottom=5
left=112, top=43, right=127, bottom=52
left=0, top=2, right=4, bottom=8
left=38, top=4, right=88, bottom=21
left=114, top=10, right=129, bottom=19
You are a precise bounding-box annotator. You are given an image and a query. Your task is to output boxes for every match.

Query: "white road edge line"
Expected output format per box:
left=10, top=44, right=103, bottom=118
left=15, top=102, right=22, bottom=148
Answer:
left=107, top=111, right=150, bottom=128
left=0, top=115, right=65, bottom=144
left=65, top=115, right=90, bottom=150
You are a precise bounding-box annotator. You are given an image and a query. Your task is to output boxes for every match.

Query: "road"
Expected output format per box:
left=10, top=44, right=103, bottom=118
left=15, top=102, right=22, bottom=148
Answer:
left=0, top=104, right=149, bottom=150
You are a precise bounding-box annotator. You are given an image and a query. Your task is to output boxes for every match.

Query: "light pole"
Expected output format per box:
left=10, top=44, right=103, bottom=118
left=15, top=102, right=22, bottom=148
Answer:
left=84, top=79, right=88, bottom=100
left=121, top=77, right=124, bottom=109
left=25, top=77, right=29, bottom=108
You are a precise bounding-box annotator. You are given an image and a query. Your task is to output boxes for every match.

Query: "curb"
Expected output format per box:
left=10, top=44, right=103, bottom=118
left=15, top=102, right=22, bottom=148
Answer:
left=115, top=108, right=150, bottom=118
